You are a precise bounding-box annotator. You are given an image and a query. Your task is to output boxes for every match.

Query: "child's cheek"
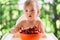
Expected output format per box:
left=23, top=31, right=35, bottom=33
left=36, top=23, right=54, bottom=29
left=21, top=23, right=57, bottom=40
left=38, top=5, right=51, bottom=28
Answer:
left=25, top=13, right=28, bottom=17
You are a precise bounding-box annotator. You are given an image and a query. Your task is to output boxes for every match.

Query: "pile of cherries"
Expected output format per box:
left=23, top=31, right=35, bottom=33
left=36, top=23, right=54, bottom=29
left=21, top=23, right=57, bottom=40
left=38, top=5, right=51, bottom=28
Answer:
left=20, top=26, right=41, bottom=34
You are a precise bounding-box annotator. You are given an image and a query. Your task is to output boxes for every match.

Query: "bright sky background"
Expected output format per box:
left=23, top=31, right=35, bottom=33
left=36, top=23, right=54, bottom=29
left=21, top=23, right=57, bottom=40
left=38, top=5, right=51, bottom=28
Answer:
left=18, top=0, right=54, bottom=10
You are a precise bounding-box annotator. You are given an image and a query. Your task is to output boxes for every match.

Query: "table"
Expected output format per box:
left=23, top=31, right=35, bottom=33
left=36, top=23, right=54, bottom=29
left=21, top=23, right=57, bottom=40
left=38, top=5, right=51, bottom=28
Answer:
left=1, top=33, right=58, bottom=40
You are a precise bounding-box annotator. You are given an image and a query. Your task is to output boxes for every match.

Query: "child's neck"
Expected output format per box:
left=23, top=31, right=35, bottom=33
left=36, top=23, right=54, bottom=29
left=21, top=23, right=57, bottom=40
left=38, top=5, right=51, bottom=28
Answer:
left=28, top=19, right=36, bottom=23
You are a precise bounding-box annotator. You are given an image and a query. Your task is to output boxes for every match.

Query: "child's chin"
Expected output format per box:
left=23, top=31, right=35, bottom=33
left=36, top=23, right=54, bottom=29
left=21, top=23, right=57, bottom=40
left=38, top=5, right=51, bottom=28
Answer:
left=28, top=18, right=34, bottom=20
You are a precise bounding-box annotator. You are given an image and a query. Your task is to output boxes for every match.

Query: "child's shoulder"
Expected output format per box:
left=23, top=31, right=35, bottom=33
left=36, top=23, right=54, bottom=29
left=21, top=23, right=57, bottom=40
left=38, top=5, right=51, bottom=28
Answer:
left=16, top=20, right=27, bottom=26
left=36, top=20, right=42, bottom=23
left=36, top=20, right=43, bottom=25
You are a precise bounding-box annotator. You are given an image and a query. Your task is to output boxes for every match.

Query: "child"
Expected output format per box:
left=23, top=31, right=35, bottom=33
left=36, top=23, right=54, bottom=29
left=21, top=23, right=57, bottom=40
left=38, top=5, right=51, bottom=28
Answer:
left=2, top=0, right=58, bottom=40
left=11, top=0, right=45, bottom=37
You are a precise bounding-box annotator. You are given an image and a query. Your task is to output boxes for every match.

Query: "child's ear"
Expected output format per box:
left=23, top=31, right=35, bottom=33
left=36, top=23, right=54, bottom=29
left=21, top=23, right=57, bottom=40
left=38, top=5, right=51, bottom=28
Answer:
left=37, top=10, right=40, bottom=16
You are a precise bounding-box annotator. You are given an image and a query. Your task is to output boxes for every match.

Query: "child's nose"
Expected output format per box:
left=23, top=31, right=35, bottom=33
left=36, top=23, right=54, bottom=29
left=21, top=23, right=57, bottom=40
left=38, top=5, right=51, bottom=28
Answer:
left=28, top=11, right=32, bottom=15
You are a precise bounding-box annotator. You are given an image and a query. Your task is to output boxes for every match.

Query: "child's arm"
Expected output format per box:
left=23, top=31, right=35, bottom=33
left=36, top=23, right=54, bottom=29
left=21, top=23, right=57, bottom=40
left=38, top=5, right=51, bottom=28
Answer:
left=37, top=21, right=44, bottom=33
left=38, top=21, right=47, bottom=38
left=10, top=22, right=22, bottom=34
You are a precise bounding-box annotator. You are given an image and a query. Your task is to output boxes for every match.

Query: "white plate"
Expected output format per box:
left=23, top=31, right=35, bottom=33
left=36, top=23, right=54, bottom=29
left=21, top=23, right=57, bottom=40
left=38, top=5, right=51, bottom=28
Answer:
left=1, top=33, right=58, bottom=40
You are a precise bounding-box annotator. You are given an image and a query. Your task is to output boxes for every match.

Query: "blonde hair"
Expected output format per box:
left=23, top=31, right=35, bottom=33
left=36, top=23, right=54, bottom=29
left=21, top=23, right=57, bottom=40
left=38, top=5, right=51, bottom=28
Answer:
left=24, top=0, right=39, bottom=10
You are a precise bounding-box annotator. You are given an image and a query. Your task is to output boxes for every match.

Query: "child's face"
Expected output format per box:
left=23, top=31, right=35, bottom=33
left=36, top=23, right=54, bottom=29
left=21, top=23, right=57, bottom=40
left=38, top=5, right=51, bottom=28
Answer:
left=24, top=3, right=39, bottom=21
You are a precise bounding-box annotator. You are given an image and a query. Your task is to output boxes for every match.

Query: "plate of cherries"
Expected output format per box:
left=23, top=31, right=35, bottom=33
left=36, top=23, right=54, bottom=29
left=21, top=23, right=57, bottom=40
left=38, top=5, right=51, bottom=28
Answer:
left=20, top=26, right=42, bottom=34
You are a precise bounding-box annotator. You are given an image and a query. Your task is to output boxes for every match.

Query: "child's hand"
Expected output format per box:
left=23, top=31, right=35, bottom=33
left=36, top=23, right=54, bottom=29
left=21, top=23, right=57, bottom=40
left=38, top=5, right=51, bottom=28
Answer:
left=10, top=29, right=17, bottom=34
left=13, top=32, right=20, bottom=38
left=42, top=33, right=47, bottom=38
left=10, top=26, right=20, bottom=34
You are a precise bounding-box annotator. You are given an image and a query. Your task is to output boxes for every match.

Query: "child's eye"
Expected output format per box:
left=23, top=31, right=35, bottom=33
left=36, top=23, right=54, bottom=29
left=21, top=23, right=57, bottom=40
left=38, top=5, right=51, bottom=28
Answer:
left=31, top=9, right=34, bottom=12
left=25, top=10, right=28, bottom=12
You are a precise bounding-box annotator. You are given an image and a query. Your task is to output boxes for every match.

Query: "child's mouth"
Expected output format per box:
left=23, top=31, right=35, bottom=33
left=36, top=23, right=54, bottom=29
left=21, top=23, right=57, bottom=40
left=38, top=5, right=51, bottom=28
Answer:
left=29, top=15, right=32, bottom=17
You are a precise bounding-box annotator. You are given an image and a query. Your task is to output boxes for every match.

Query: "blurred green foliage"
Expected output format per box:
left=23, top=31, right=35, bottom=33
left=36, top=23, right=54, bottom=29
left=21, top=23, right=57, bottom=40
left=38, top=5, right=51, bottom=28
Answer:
left=0, top=0, right=60, bottom=40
